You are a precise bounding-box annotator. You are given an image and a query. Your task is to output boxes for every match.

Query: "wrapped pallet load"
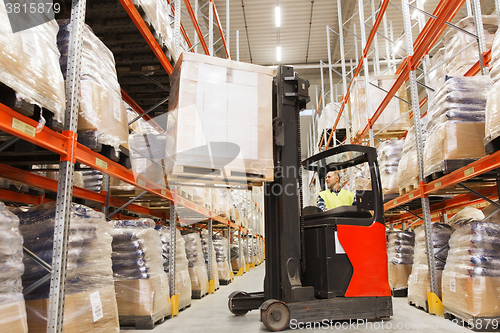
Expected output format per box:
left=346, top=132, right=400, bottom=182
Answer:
left=0, top=0, right=65, bottom=122
left=183, top=233, right=209, bottom=298
left=0, top=203, right=27, bottom=333
left=165, top=52, right=274, bottom=183
left=200, top=230, right=219, bottom=291
left=397, top=119, right=428, bottom=195
left=317, top=102, right=345, bottom=143
left=213, top=236, right=232, bottom=283
left=427, top=48, right=446, bottom=103
left=350, top=75, right=410, bottom=141
left=17, top=203, right=119, bottom=333
left=377, top=140, right=404, bottom=195
left=443, top=16, right=497, bottom=76
left=110, top=219, right=171, bottom=328
left=230, top=243, right=245, bottom=273
left=58, top=21, right=128, bottom=154
left=485, top=30, right=500, bottom=151
left=407, top=223, right=453, bottom=311
left=423, top=76, right=490, bottom=179
left=442, top=207, right=500, bottom=318
left=157, top=227, right=192, bottom=311
left=387, top=231, right=415, bottom=296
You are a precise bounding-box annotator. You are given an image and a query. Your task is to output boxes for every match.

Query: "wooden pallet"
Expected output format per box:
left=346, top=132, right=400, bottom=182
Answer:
left=485, top=133, right=500, bottom=155
left=444, top=307, right=500, bottom=332
left=424, top=158, right=479, bottom=184
left=391, top=288, right=408, bottom=297
left=77, top=130, right=131, bottom=168
left=179, top=304, right=191, bottom=312
left=170, top=165, right=274, bottom=184
left=119, top=312, right=171, bottom=330
left=219, top=279, right=231, bottom=286
left=192, top=290, right=208, bottom=299
left=374, top=128, right=408, bottom=140
left=408, top=300, right=428, bottom=313
left=399, top=182, right=418, bottom=196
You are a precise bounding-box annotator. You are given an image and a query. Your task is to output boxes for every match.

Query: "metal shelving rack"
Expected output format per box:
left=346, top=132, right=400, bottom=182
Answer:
left=308, top=0, right=500, bottom=315
left=0, top=0, right=263, bottom=331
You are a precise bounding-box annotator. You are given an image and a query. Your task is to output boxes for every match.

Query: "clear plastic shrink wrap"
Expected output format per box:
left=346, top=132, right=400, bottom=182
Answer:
left=387, top=231, right=415, bottom=291
left=200, top=230, right=219, bottom=290
left=57, top=21, right=128, bottom=151
left=16, top=202, right=119, bottom=333
left=157, top=227, right=192, bottom=310
left=349, top=75, right=410, bottom=138
left=397, top=120, right=428, bottom=195
left=0, top=203, right=27, bottom=333
left=317, top=102, right=345, bottom=143
left=424, top=76, right=490, bottom=178
left=0, top=1, right=65, bottom=121
left=443, top=16, right=497, bottom=76
left=443, top=219, right=500, bottom=317
left=354, top=163, right=372, bottom=192
left=110, top=219, right=171, bottom=321
left=485, top=28, right=500, bottom=146
left=490, top=28, right=500, bottom=84
left=213, top=236, right=231, bottom=281
left=378, top=140, right=404, bottom=195
left=427, top=48, right=446, bottom=104
left=230, top=243, right=245, bottom=272
left=183, top=233, right=209, bottom=297
left=166, top=53, right=274, bottom=182
left=407, top=223, right=453, bottom=310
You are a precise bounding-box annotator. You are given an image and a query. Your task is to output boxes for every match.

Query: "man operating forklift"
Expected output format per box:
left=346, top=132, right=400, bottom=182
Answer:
left=317, top=171, right=355, bottom=211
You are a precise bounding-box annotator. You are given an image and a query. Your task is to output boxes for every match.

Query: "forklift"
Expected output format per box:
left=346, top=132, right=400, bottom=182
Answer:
left=227, top=65, right=393, bottom=331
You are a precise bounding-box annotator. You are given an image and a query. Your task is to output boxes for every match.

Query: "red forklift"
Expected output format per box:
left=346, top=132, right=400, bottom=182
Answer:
left=228, top=65, right=392, bottom=331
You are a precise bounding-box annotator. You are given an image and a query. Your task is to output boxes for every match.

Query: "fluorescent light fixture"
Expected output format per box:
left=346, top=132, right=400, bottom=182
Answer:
left=276, top=46, right=281, bottom=62
left=275, top=7, right=281, bottom=27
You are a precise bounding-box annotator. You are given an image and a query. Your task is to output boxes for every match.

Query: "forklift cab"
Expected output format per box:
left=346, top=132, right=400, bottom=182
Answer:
left=301, top=144, right=388, bottom=299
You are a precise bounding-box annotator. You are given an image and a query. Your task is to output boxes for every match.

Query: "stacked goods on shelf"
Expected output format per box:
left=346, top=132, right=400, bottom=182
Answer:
left=166, top=53, right=275, bottom=182
left=443, top=16, right=497, bottom=76
left=230, top=242, right=246, bottom=272
left=81, top=169, right=103, bottom=192
left=17, top=202, right=119, bottom=333
left=317, top=102, right=345, bottom=143
left=349, top=75, right=410, bottom=140
left=407, top=223, right=454, bottom=311
left=58, top=21, right=128, bottom=152
left=423, top=76, right=490, bottom=179
left=485, top=30, right=500, bottom=150
left=397, top=118, right=428, bottom=195
left=442, top=208, right=500, bottom=318
left=377, top=140, right=404, bottom=195
left=183, top=233, right=209, bottom=298
left=110, top=219, right=171, bottom=326
left=387, top=231, right=415, bottom=295
left=213, top=236, right=231, bottom=282
left=200, top=230, right=219, bottom=290
left=212, top=189, right=231, bottom=218
left=354, top=163, right=371, bottom=192
left=427, top=48, right=446, bottom=103
left=0, top=203, right=27, bottom=332
left=0, top=0, right=65, bottom=122
left=157, top=227, right=192, bottom=311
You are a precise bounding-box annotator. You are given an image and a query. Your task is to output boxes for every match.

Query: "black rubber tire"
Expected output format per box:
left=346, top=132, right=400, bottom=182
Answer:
left=262, top=302, right=290, bottom=332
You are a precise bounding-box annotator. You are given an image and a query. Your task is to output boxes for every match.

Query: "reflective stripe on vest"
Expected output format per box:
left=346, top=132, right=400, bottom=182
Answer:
left=318, top=188, right=354, bottom=209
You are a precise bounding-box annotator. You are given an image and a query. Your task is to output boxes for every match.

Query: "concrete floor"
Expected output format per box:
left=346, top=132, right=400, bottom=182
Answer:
left=126, top=264, right=472, bottom=333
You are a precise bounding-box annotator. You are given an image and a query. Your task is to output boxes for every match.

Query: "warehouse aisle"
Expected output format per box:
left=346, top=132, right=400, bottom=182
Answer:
left=127, top=264, right=471, bottom=333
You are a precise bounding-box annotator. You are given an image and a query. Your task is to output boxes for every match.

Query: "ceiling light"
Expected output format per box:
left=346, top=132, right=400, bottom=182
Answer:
left=277, top=46, right=281, bottom=62
left=275, top=7, right=281, bottom=27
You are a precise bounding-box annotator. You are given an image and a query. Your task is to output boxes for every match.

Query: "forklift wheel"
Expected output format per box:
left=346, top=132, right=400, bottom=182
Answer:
left=261, top=301, right=290, bottom=332
left=228, top=292, right=249, bottom=316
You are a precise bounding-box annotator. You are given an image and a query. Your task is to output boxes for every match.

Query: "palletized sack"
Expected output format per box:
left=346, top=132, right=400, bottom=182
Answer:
left=378, top=140, right=404, bottom=195
left=213, top=236, right=231, bottom=281
left=17, top=203, right=119, bottom=333
left=443, top=221, right=500, bottom=317
left=200, top=230, right=219, bottom=290
left=407, top=223, right=453, bottom=310
left=0, top=202, right=27, bottom=333
left=166, top=52, right=274, bottom=182
left=157, top=227, right=192, bottom=311
left=183, top=232, right=209, bottom=296
left=111, top=219, right=171, bottom=320
left=0, top=1, right=65, bottom=121
left=57, top=21, right=128, bottom=151
left=387, top=231, right=415, bottom=291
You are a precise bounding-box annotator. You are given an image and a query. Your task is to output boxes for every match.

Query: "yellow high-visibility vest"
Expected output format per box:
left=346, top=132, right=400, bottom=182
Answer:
left=318, top=188, right=355, bottom=210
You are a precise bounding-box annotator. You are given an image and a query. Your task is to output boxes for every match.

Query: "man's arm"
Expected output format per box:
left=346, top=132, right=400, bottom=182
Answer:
left=317, top=195, right=326, bottom=212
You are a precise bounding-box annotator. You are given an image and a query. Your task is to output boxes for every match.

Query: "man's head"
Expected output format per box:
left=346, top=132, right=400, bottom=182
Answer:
left=325, top=171, right=340, bottom=189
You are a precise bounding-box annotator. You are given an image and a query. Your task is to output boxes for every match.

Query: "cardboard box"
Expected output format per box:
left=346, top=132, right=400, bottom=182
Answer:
left=424, top=122, right=486, bottom=178
left=0, top=301, right=28, bottom=333
left=442, top=271, right=500, bottom=317
left=26, top=285, right=119, bottom=333
left=388, top=264, right=412, bottom=290
left=188, top=265, right=209, bottom=295
left=408, top=265, right=443, bottom=310
left=175, top=269, right=192, bottom=310
left=114, top=274, right=171, bottom=318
